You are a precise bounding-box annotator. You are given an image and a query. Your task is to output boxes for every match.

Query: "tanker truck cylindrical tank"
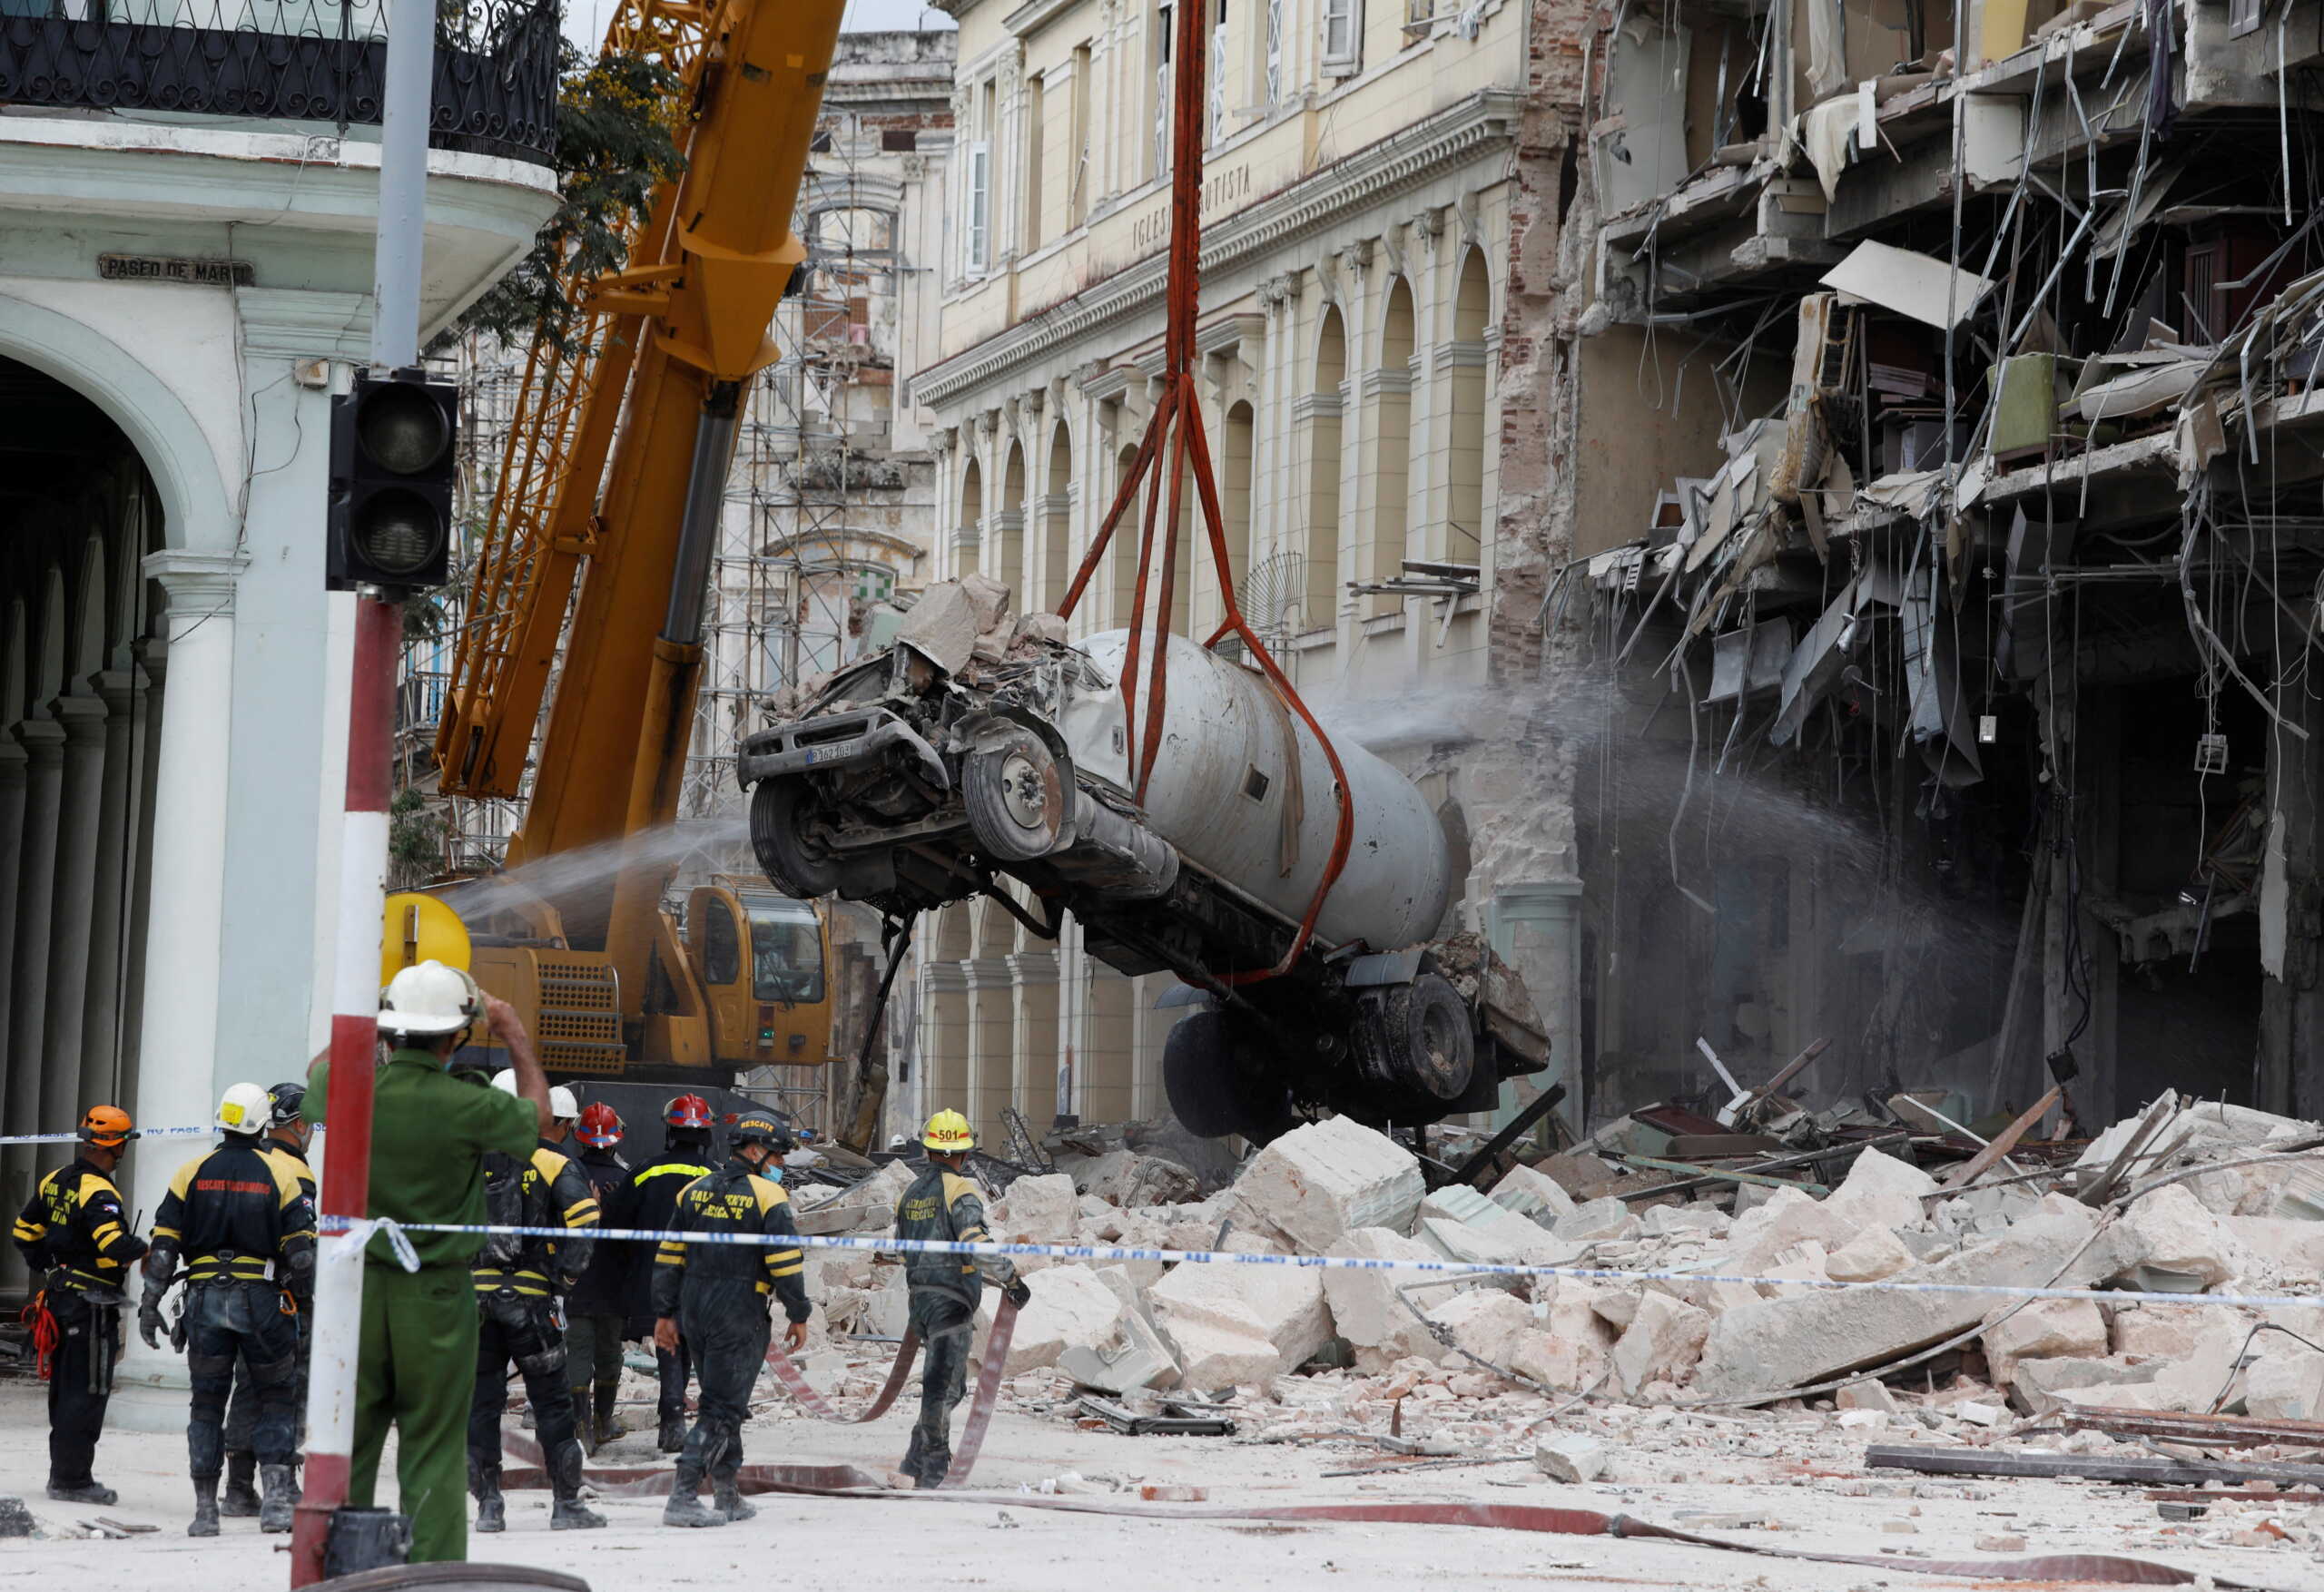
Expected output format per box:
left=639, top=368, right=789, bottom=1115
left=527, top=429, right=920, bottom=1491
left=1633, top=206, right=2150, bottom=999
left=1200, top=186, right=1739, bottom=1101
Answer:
left=1057, top=631, right=1452, bottom=952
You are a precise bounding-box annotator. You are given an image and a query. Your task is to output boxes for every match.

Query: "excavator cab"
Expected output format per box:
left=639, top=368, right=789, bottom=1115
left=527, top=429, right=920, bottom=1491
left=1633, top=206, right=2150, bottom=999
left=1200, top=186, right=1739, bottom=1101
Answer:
left=684, top=881, right=833, bottom=1068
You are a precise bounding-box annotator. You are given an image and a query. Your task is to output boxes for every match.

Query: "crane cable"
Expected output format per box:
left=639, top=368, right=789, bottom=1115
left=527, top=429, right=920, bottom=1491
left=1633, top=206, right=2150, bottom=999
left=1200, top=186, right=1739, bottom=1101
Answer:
left=1049, top=0, right=1354, bottom=987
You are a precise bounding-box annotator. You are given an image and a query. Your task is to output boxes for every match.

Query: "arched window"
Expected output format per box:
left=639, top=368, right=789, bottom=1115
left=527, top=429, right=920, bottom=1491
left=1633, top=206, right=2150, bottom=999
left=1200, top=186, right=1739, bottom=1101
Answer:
left=1371, top=277, right=1415, bottom=616
left=1447, top=251, right=1491, bottom=566
left=996, top=441, right=1027, bottom=598
left=1042, top=423, right=1072, bottom=613
left=1303, top=306, right=1345, bottom=633
left=957, top=455, right=983, bottom=577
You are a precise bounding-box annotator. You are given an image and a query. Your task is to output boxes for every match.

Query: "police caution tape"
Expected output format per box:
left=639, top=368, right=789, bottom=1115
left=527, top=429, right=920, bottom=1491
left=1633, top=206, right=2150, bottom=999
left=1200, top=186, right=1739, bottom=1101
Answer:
left=0, top=1125, right=228, bottom=1146
left=315, top=1214, right=2324, bottom=1314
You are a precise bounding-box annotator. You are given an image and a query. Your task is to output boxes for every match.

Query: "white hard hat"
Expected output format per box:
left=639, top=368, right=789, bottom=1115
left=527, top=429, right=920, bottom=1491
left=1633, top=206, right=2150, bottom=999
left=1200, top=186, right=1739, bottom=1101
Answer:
left=379, top=960, right=481, bottom=1037
left=550, top=1086, right=581, bottom=1121
left=491, top=1069, right=519, bottom=1096
left=216, top=1082, right=271, bottom=1135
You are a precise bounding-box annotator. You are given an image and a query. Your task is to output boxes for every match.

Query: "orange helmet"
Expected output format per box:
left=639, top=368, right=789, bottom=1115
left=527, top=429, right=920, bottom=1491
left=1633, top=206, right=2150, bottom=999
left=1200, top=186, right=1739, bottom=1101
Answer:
left=78, top=1106, right=135, bottom=1148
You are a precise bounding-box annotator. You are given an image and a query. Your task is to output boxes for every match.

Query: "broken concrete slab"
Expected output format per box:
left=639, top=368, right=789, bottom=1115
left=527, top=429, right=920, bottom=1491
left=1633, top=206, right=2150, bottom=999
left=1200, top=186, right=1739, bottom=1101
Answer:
left=1551, top=1197, right=1640, bottom=1243
left=1490, top=1162, right=1578, bottom=1225
left=1726, top=1186, right=1856, bottom=1270
left=1423, top=1184, right=1570, bottom=1254
left=972, top=1262, right=1125, bottom=1377
left=1320, top=1227, right=1453, bottom=1367
left=1825, top=1225, right=1916, bottom=1284
left=2244, top=1345, right=2324, bottom=1420
left=2009, top=1355, right=2158, bottom=1416
left=1837, top=1378, right=1898, bottom=1412
left=1538, top=1280, right=1620, bottom=1390
left=1145, top=1312, right=1276, bottom=1393
left=1612, top=1291, right=1711, bottom=1396
left=1982, top=1298, right=2108, bottom=1388
left=1058, top=1266, right=1182, bottom=1394
left=1230, top=1115, right=1423, bottom=1253
left=1533, top=1431, right=1607, bottom=1483
left=993, top=1172, right=1080, bottom=1245
left=2110, top=1301, right=2210, bottom=1359
left=1073, top=1149, right=1202, bottom=1208
left=2100, top=1183, right=2240, bottom=1290
left=1695, top=1211, right=2112, bottom=1400
left=1147, top=1247, right=1333, bottom=1382
left=1820, top=1148, right=1938, bottom=1234
left=1426, top=1287, right=1537, bottom=1371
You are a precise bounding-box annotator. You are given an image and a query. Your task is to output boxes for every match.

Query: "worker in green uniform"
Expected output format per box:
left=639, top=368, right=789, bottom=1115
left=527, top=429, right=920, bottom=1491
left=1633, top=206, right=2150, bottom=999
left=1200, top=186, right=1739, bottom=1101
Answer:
left=310, top=960, right=547, bottom=1565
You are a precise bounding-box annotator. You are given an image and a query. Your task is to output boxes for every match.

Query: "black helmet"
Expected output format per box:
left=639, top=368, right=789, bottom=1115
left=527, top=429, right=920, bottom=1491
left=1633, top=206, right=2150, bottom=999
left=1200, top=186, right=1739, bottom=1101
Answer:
left=730, top=1113, right=792, bottom=1153
left=267, top=1082, right=308, bottom=1128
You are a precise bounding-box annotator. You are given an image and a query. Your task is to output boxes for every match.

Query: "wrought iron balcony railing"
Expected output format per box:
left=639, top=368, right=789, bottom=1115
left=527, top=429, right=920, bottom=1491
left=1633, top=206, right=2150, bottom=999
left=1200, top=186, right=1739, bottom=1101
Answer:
left=0, top=0, right=557, bottom=165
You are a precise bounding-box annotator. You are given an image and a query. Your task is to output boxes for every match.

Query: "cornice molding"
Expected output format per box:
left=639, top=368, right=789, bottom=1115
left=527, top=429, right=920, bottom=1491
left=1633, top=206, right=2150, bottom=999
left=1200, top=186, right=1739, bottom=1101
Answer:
left=915, top=91, right=1521, bottom=408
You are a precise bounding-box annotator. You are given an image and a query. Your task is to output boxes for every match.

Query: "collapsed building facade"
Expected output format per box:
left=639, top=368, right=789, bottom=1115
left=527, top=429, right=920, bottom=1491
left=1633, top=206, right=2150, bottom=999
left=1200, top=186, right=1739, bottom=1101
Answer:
left=1564, top=0, right=2324, bottom=1128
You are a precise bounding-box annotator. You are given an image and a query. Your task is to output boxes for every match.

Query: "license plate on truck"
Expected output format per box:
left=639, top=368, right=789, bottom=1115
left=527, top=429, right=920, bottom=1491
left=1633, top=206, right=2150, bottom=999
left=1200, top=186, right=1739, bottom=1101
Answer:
left=802, top=739, right=862, bottom=766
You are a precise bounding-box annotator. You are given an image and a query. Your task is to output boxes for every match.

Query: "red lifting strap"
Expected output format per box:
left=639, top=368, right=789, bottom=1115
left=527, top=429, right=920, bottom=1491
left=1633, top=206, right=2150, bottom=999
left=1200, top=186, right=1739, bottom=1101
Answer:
left=1050, top=0, right=1354, bottom=985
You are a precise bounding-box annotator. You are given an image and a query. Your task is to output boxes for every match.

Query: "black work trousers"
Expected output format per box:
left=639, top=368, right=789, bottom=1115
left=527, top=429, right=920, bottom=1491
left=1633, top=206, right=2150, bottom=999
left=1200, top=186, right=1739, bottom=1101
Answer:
left=674, top=1282, right=769, bottom=1483
left=565, top=1312, right=625, bottom=1401
left=223, top=1305, right=310, bottom=1463
left=186, top=1282, right=300, bottom=1479
left=45, top=1289, right=118, bottom=1488
left=655, top=1336, right=693, bottom=1427
left=467, top=1288, right=581, bottom=1480
left=901, top=1290, right=974, bottom=1486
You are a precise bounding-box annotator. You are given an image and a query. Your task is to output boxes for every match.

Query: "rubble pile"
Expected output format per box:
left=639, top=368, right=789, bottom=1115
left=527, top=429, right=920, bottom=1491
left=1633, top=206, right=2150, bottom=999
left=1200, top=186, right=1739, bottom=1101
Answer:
left=781, top=1090, right=2324, bottom=1467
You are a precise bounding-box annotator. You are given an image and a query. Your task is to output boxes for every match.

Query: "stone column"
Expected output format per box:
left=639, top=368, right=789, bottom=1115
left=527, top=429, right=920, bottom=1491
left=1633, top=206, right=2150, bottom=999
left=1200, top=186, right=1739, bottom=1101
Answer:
left=115, top=548, right=244, bottom=1410
left=963, top=958, right=1017, bottom=1153
left=115, top=644, right=164, bottom=1125
left=34, top=693, right=109, bottom=1170
left=77, top=668, right=142, bottom=1105
left=1487, top=880, right=1584, bottom=1142
left=2260, top=679, right=2323, bottom=1118
left=1009, top=949, right=1061, bottom=1130
left=2, top=714, right=66, bottom=1292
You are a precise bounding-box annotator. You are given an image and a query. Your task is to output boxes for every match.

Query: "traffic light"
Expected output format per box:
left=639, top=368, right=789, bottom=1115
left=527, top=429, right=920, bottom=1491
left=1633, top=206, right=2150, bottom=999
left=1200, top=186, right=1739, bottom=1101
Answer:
left=327, top=369, right=458, bottom=595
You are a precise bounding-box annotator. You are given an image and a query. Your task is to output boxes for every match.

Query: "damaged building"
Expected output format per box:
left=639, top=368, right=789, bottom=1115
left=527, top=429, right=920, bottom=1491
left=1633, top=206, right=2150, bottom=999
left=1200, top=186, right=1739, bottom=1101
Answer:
left=1561, top=0, right=2324, bottom=1129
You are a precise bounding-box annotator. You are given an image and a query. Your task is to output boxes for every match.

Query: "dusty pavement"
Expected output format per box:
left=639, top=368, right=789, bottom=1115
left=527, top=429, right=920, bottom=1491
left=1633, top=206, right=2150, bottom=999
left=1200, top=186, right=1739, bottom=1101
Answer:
left=0, top=1372, right=2317, bottom=1592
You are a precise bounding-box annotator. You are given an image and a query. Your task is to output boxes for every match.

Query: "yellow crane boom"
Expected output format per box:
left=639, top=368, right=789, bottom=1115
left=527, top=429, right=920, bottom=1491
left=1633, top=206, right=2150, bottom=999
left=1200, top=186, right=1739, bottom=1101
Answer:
left=429, top=0, right=847, bottom=1073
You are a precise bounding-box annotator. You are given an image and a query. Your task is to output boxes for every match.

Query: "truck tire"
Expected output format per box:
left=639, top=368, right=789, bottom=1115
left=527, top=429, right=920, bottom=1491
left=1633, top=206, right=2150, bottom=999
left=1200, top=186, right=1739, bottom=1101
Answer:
left=749, top=777, right=841, bottom=899
left=1374, top=973, right=1475, bottom=1109
left=1162, top=1009, right=1295, bottom=1142
left=962, top=723, right=1070, bottom=863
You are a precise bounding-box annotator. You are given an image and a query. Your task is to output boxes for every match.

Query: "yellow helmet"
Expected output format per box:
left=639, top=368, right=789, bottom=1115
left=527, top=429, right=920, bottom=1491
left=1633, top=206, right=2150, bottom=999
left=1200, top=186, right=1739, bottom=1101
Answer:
left=921, top=1109, right=974, bottom=1153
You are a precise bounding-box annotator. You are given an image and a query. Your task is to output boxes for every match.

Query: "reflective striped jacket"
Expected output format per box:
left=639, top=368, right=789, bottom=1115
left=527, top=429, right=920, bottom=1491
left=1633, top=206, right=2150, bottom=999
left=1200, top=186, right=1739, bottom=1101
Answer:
left=473, top=1140, right=599, bottom=1297
left=13, top=1157, right=147, bottom=1295
left=894, top=1164, right=1014, bottom=1304
left=650, top=1156, right=811, bottom=1324
left=148, top=1138, right=314, bottom=1286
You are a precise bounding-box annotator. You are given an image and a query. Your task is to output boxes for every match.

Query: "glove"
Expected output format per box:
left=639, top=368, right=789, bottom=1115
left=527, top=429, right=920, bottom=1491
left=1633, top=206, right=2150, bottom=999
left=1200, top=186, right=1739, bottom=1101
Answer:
left=1003, top=1278, right=1032, bottom=1311
left=136, top=1301, right=164, bottom=1351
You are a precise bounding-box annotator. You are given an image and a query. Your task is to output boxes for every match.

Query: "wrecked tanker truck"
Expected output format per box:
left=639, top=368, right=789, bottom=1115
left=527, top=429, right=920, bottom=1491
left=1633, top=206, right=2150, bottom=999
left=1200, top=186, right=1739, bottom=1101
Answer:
left=736, top=582, right=1549, bottom=1141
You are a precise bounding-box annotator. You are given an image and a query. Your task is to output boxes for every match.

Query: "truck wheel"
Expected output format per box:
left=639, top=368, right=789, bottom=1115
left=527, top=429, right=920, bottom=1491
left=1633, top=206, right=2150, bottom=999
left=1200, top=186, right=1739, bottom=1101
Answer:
left=963, top=723, right=1070, bottom=862
left=1162, top=1009, right=1294, bottom=1141
left=749, top=777, right=841, bottom=899
left=1375, top=973, right=1475, bottom=1107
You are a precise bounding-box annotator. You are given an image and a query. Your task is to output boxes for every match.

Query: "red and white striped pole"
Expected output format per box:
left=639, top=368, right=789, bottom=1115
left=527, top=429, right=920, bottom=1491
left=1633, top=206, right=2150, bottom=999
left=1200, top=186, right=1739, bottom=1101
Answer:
left=290, top=591, right=399, bottom=1587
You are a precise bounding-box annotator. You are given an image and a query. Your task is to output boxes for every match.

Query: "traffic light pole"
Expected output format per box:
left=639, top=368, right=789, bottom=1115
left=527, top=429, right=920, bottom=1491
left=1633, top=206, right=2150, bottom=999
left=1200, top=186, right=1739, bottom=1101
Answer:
left=292, top=0, right=431, bottom=1579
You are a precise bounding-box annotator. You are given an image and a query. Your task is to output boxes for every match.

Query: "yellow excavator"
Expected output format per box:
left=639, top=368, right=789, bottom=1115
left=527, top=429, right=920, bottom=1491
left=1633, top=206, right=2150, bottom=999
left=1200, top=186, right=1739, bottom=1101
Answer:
left=415, top=0, right=850, bottom=1091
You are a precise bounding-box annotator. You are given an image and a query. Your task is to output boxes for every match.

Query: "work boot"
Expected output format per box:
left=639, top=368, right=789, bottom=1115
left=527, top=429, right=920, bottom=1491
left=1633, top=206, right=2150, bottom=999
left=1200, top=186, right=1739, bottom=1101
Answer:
left=661, top=1465, right=724, bottom=1528
left=596, top=1384, right=626, bottom=1445
left=258, top=1464, right=298, bottom=1533
left=188, top=1477, right=220, bottom=1538
left=548, top=1441, right=605, bottom=1530
left=712, top=1475, right=756, bottom=1523
left=469, top=1459, right=506, bottom=1534
left=657, top=1413, right=686, bottom=1453
left=221, top=1453, right=261, bottom=1518
left=46, top=1479, right=116, bottom=1506
left=914, top=1448, right=952, bottom=1490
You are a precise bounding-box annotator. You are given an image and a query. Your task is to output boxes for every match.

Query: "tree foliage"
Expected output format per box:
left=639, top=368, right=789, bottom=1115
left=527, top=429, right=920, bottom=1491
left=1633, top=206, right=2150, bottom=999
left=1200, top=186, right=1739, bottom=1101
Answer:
left=454, top=44, right=686, bottom=350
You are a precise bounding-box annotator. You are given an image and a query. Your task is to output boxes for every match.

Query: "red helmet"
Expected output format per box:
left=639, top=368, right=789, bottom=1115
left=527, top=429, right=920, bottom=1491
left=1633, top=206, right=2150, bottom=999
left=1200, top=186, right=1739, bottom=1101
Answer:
left=665, top=1094, right=713, bottom=1130
left=576, top=1103, right=624, bottom=1147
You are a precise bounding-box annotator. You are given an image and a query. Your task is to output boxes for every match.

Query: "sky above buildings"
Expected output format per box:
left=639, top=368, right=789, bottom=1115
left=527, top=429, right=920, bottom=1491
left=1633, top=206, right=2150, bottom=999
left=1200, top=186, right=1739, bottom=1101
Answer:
left=559, top=0, right=956, bottom=50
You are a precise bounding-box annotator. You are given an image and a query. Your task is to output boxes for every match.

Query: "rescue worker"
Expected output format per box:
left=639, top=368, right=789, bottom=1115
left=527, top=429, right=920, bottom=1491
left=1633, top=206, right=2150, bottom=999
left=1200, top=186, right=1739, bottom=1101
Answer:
left=892, top=1111, right=1029, bottom=1489
left=12, top=1105, right=149, bottom=1504
left=650, top=1113, right=811, bottom=1528
left=564, top=1101, right=631, bottom=1453
left=606, top=1094, right=715, bottom=1452
left=467, top=1072, right=606, bottom=1532
left=310, top=960, right=547, bottom=1565
left=138, top=1082, right=316, bottom=1536
left=220, top=1079, right=317, bottom=1517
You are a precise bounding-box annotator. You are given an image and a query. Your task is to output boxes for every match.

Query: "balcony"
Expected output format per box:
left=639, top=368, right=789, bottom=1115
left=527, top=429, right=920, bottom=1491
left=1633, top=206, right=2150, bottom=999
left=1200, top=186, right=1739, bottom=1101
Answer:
left=0, top=0, right=558, bottom=165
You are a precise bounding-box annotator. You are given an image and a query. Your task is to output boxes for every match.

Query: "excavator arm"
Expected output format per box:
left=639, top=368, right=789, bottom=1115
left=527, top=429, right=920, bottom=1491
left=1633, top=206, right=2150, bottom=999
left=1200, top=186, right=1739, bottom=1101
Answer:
left=436, top=0, right=847, bottom=1029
